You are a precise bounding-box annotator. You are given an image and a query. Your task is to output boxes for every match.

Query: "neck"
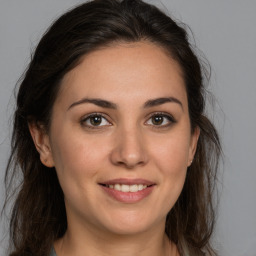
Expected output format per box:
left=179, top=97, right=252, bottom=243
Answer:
left=54, top=222, right=172, bottom=256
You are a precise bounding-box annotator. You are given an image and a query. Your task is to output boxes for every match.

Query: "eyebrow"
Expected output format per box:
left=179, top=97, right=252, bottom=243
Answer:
left=68, top=96, right=183, bottom=110
left=68, top=98, right=117, bottom=110
left=144, top=97, right=183, bottom=110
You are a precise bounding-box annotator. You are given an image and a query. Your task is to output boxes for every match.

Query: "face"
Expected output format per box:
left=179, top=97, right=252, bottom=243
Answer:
left=30, top=42, right=199, bottom=237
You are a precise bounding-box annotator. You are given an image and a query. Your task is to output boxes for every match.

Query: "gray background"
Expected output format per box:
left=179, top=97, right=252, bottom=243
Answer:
left=0, top=0, right=255, bottom=255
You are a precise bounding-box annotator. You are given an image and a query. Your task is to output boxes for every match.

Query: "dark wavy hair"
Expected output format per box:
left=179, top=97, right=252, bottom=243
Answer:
left=4, top=0, right=221, bottom=255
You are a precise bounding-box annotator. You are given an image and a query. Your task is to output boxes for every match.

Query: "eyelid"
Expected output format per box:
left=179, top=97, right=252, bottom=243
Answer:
left=80, top=112, right=112, bottom=128
left=79, top=111, right=176, bottom=129
left=145, top=112, right=176, bottom=127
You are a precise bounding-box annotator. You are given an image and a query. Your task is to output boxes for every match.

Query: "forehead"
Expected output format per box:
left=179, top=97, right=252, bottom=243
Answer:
left=57, top=41, right=187, bottom=108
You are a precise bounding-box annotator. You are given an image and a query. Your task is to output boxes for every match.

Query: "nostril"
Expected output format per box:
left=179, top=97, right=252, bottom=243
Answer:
left=114, top=159, right=146, bottom=169
left=109, top=138, right=149, bottom=168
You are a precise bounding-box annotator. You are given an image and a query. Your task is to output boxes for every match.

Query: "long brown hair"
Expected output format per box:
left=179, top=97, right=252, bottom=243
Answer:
left=4, top=0, right=221, bottom=255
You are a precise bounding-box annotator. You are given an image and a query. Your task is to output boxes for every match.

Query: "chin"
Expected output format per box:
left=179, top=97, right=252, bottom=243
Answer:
left=100, top=210, right=164, bottom=236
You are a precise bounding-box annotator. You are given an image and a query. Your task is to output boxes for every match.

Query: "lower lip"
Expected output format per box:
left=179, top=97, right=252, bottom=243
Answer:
left=100, top=185, right=155, bottom=203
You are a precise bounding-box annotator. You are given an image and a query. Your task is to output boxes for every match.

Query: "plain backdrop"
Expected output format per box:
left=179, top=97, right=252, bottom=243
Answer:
left=0, top=1, right=255, bottom=255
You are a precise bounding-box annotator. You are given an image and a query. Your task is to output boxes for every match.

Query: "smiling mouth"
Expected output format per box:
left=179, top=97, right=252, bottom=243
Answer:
left=100, top=184, right=153, bottom=193
left=99, top=179, right=155, bottom=203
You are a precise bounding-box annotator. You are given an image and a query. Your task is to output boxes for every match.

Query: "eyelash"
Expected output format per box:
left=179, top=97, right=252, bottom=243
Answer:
left=80, top=112, right=111, bottom=129
left=145, top=112, right=176, bottom=128
left=80, top=112, right=176, bottom=129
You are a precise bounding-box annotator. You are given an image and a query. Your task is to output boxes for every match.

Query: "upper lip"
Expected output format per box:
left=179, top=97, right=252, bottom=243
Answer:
left=99, top=178, right=155, bottom=186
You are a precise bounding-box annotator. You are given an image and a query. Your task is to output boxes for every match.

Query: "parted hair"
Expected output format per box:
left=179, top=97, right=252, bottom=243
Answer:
left=4, top=0, right=221, bottom=255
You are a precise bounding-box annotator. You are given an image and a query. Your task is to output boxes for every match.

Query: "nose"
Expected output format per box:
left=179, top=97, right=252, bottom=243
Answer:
left=110, top=128, right=149, bottom=169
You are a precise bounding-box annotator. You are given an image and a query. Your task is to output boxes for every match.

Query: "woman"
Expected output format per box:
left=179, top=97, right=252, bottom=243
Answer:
left=4, top=0, right=221, bottom=255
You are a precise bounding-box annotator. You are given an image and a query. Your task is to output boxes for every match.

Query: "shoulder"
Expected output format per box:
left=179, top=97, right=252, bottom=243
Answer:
left=49, top=247, right=57, bottom=256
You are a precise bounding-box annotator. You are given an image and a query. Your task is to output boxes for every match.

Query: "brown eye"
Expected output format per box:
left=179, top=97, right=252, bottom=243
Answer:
left=145, top=113, right=176, bottom=127
left=81, top=113, right=111, bottom=128
left=152, top=115, right=164, bottom=125
left=89, top=115, right=102, bottom=126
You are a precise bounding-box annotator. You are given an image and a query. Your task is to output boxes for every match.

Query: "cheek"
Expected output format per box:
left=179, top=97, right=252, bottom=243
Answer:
left=150, top=132, right=191, bottom=174
left=49, top=133, right=105, bottom=211
left=149, top=129, right=190, bottom=199
left=145, top=134, right=189, bottom=217
left=50, top=130, right=107, bottom=188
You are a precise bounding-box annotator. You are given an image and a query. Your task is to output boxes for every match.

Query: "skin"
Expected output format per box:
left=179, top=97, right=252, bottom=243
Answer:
left=30, top=42, right=199, bottom=256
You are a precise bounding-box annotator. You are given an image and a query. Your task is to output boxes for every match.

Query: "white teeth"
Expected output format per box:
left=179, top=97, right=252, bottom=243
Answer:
left=114, top=184, right=121, bottom=191
left=107, top=184, right=148, bottom=192
left=122, top=184, right=130, bottom=192
left=138, top=184, right=144, bottom=191
left=130, top=184, right=138, bottom=192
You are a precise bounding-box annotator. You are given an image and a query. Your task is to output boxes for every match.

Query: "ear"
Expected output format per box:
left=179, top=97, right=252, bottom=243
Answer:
left=28, top=122, right=55, bottom=168
left=187, top=126, right=200, bottom=167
